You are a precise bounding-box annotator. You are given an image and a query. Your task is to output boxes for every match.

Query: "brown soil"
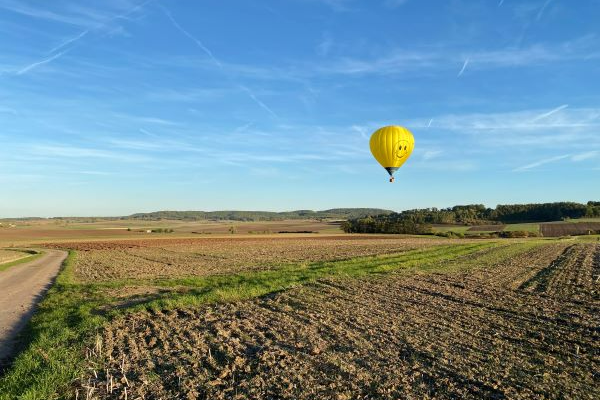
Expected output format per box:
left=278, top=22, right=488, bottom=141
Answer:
left=44, top=237, right=455, bottom=283
left=80, top=243, right=600, bottom=399
left=540, top=222, right=600, bottom=237
left=467, top=224, right=506, bottom=232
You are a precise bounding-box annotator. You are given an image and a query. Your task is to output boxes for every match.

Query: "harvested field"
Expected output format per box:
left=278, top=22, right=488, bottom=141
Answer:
left=541, top=222, right=600, bottom=237
left=467, top=224, right=506, bottom=232
left=81, top=242, right=600, bottom=399
left=43, top=236, right=456, bottom=283
left=0, top=249, right=27, bottom=264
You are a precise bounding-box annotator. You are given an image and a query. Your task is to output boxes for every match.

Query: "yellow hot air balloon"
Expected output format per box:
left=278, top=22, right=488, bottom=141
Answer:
left=370, top=125, right=415, bottom=182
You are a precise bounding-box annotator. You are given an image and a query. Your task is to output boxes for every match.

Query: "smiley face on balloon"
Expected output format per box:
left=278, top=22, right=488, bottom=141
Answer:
left=393, top=140, right=411, bottom=160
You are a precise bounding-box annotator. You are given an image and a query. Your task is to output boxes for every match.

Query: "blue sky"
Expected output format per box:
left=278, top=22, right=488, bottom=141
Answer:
left=1, top=0, right=599, bottom=217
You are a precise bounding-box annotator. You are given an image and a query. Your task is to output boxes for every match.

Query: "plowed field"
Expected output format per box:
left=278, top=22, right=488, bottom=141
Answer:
left=541, top=222, right=600, bottom=237
left=44, top=237, right=455, bottom=282
left=80, top=242, right=600, bottom=399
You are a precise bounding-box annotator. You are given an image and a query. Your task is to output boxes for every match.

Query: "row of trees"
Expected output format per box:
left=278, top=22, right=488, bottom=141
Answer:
left=128, top=208, right=393, bottom=222
left=342, top=201, right=600, bottom=234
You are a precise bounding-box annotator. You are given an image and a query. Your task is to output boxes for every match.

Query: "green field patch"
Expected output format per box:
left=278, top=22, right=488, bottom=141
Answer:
left=503, top=223, right=540, bottom=233
left=432, top=225, right=470, bottom=233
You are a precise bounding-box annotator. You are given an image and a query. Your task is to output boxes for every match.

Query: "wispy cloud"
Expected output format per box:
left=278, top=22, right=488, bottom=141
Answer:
left=17, top=51, right=68, bottom=75
left=571, top=151, right=598, bottom=162
left=160, top=5, right=277, bottom=117
left=316, top=32, right=334, bottom=56
left=384, top=0, right=409, bottom=7
left=513, top=154, right=570, bottom=171
left=161, top=7, right=222, bottom=68
left=530, top=104, right=568, bottom=122
left=422, top=150, right=442, bottom=160
left=457, top=58, right=469, bottom=77
left=536, top=0, right=552, bottom=21
left=48, top=29, right=88, bottom=54
left=0, top=106, right=18, bottom=115
left=29, top=144, right=151, bottom=162
left=112, top=113, right=182, bottom=126
left=240, top=86, right=278, bottom=117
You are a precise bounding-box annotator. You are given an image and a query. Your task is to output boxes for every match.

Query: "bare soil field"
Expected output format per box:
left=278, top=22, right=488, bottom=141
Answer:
left=0, top=249, right=28, bottom=264
left=80, top=242, right=599, bottom=399
left=0, top=220, right=342, bottom=247
left=541, top=222, right=600, bottom=237
left=43, top=236, right=454, bottom=282
left=467, top=224, right=506, bottom=232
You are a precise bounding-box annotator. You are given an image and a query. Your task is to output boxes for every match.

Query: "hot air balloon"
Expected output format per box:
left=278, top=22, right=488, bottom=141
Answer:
left=370, top=125, right=415, bottom=182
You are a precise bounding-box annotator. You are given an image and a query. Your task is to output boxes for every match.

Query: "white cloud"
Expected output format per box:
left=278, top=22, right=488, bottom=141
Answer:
left=422, top=150, right=442, bottom=160
left=513, top=154, right=570, bottom=171
left=571, top=151, right=598, bottom=162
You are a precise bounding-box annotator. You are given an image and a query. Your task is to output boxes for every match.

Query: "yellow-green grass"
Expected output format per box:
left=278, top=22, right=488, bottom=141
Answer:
left=432, top=225, right=470, bottom=233
left=503, top=223, right=540, bottom=233
left=0, top=240, right=551, bottom=399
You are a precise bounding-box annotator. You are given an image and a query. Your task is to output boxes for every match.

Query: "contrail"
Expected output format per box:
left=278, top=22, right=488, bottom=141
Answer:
left=457, top=58, right=469, bottom=77
left=162, top=6, right=277, bottom=118
left=536, top=0, right=552, bottom=21
left=49, top=29, right=88, bottom=54
left=498, top=0, right=505, bottom=6
left=240, top=86, right=278, bottom=118
left=15, top=0, right=152, bottom=76
left=162, top=8, right=222, bottom=68
left=17, top=51, right=67, bottom=75
left=513, top=154, right=569, bottom=171
left=531, top=104, right=568, bottom=122
left=427, top=118, right=433, bottom=128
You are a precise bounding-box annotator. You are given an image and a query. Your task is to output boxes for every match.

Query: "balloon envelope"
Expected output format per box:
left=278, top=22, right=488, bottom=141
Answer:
left=369, top=126, right=415, bottom=177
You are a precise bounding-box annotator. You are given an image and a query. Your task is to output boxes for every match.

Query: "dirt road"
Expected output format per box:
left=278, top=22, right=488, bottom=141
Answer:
left=0, top=249, right=67, bottom=363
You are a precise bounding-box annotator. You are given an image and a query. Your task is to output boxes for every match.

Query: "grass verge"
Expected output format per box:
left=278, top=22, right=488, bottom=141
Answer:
left=0, top=240, right=545, bottom=399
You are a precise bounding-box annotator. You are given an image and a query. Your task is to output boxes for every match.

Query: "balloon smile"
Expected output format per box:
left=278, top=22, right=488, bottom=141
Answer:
left=393, top=140, right=411, bottom=159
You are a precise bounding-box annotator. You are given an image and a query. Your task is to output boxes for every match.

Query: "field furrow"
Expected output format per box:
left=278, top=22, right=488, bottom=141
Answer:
left=48, top=237, right=459, bottom=283
left=80, top=242, right=600, bottom=400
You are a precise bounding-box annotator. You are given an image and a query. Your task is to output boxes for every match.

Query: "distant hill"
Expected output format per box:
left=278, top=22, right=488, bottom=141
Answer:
left=128, top=208, right=394, bottom=222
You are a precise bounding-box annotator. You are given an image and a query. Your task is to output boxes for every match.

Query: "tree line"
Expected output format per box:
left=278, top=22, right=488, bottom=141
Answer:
left=342, top=201, right=600, bottom=234
left=127, top=208, right=393, bottom=222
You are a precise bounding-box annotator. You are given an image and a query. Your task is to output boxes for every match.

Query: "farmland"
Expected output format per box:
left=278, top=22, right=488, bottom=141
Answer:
left=79, top=242, right=598, bottom=400
left=1, top=232, right=598, bottom=399
left=541, top=222, right=600, bottom=237
left=43, top=236, right=454, bottom=282
left=0, top=250, right=27, bottom=264
left=0, top=219, right=343, bottom=247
